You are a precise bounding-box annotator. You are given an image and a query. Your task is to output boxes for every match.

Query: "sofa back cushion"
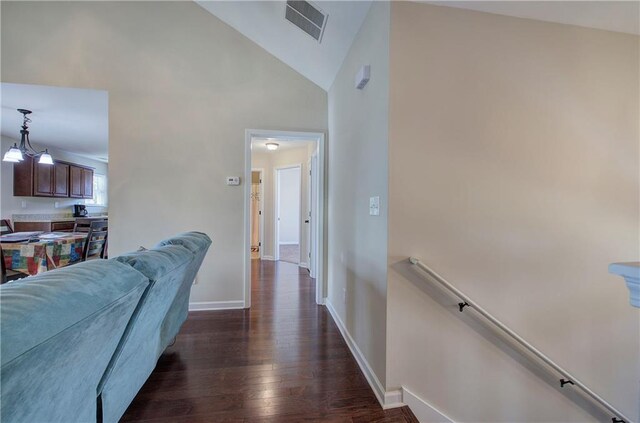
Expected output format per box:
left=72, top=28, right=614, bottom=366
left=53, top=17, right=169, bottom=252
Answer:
left=0, top=260, right=148, bottom=423
left=99, top=244, right=195, bottom=423
left=155, top=232, right=212, bottom=342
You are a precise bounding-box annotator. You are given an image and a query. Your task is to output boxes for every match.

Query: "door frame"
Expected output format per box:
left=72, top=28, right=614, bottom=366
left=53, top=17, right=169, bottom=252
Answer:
left=274, top=164, right=302, bottom=262
left=245, top=129, right=326, bottom=307
left=251, top=168, right=265, bottom=259
left=309, top=152, right=319, bottom=278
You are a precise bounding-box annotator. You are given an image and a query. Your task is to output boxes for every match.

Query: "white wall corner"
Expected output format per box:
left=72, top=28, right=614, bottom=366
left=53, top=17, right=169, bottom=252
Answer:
left=189, top=300, right=245, bottom=311
left=299, top=261, right=309, bottom=269
left=383, top=389, right=404, bottom=409
left=326, top=300, right=386, bottom=407
left=402, top=387, right=454, bottom=423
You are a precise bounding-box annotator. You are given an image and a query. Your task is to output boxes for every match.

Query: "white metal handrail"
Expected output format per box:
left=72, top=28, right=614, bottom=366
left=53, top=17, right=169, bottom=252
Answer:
left=409, top=257, right=631, bottom=423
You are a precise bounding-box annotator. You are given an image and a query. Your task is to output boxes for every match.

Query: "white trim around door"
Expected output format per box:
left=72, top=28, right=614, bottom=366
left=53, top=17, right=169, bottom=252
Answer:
left=244, top=129, right=326, bottom=308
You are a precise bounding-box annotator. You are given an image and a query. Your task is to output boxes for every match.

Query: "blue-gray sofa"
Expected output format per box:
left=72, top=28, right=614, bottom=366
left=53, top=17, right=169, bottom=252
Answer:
left=0, top=232, right=212, bottom=423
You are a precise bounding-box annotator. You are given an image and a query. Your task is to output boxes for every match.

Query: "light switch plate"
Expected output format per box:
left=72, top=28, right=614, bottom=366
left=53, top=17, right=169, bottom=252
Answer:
left=369, top=196, right=380, bottom=216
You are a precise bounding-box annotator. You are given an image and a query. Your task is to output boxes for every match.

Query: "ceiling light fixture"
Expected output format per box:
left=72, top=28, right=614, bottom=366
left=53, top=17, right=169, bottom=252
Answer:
left=2, top=109, right=54, bottom=165
left=266, top=142, right=279, bottom=151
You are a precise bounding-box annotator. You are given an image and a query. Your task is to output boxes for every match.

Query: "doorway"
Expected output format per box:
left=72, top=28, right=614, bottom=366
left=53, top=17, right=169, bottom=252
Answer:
left=275, top=165, right=301, bottom=264
left=245, top=129, right=325, bottom=307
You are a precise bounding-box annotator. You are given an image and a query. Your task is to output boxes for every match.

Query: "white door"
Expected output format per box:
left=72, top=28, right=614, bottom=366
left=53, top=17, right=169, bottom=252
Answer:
left=275, top=166, right=302, bottom=264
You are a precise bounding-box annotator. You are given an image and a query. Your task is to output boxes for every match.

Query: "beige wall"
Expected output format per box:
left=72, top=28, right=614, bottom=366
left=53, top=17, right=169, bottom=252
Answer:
left=327, top=1, right=390, bottom=389
left=1, top=136, right=109, bottom=218
left=252, top=144, right=314, bottom=264
left=1, top=1, right=327, bottom=304
left=387, top=2, right=639, bottom=421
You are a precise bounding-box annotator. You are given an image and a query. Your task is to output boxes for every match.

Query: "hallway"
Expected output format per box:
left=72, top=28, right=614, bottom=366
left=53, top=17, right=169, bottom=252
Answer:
left=278, top=244, right=300, bottom=264
left=122, top=260, right=417, bottom=422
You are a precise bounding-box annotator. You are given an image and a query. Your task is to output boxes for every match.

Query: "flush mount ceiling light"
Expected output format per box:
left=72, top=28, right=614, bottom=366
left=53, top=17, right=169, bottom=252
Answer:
left=266, top=142, right=279, bottom=151
left=2, top=109, right=54, bottom=165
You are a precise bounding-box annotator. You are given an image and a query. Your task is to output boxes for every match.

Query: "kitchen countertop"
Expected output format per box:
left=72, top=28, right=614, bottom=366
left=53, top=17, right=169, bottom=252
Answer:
left=12, top=213, right=108, bottom=223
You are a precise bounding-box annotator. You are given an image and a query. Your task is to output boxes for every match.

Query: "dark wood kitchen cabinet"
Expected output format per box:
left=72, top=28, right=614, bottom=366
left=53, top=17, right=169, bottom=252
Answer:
left=69, top=165, right=83, bottom=197
left=14, top=220, right=76, bottom=233
left=53, top=162, right=69, bottom=197
left=13, top=157, right=93, bottom=198
left=13, top=155, right=35, bottom=196
left=69, top=165, right=93, bottom=199
left=33, top=158, right=53, bottom=196
left=28, top=160, right=69, bottom=197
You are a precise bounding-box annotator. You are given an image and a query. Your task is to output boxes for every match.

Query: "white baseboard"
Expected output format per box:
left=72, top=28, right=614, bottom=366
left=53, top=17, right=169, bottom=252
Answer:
left=189, top=300, right=245, bottom=311
left=402, top=387, right=453, bottom=422
left=384, top=389, right=404, bottom=409
left=299, top=261, right=309, bottom=269
left=278, top=241, right=298, bottom=245
left=262, top=255, right=275, bottom=261
left=326, top=300, right=387, bottom=408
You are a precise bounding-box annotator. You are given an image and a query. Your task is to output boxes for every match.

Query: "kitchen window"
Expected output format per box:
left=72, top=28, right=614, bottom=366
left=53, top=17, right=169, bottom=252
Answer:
left=85, top=173, right=108, bottom=206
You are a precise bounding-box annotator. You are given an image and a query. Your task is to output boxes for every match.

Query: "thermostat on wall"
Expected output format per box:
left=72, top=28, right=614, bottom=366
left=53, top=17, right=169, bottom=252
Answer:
left=226, top=176, right=241, bottom=186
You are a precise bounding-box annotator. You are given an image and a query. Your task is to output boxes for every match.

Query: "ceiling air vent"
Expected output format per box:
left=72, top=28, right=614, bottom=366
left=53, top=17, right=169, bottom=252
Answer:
left=285, top=1, right=327, bottom=42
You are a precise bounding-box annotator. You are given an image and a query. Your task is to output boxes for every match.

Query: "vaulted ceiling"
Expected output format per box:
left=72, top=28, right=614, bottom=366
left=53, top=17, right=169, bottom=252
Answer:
left=197, top=1, right=638, bottom=93
left=196, top=1, right=372, bottom=91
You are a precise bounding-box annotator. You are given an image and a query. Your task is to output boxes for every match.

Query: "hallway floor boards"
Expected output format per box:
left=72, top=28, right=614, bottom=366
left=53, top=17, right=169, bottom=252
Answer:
left=122, top=260, right=417, bottom=422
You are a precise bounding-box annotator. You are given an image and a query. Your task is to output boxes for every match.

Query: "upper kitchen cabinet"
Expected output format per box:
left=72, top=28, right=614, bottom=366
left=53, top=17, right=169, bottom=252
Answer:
left=53, top=162, right=70, bottom=197
left=70, top=165, right=94, bottom=199
left=13, top=157, right=92, bottom=199
left=69, top=165, right=82, bottom=197
left=13, top=155, right=35, bottom=196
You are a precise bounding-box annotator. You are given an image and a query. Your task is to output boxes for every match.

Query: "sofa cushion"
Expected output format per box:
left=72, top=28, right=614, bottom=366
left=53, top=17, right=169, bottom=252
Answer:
left=114, top=244, right=194, bottom=281
left=1, top=260, right=149, bottom=423
left=99, top=245, right=196, bottom=423
left=155, top=231, right=211, bottom=253
left=154, top=232, right=212, bottom=346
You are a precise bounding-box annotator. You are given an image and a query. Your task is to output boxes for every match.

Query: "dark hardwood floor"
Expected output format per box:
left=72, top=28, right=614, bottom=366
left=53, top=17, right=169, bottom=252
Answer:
left=122, top=260, right=418, bottom=422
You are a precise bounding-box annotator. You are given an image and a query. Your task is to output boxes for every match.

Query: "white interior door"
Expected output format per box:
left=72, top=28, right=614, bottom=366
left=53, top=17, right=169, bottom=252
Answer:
left=275, top=166, right=302, bottom=263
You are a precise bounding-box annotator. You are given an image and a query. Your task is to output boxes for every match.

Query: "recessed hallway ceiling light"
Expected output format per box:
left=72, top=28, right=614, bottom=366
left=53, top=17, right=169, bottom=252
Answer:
left=266, top=142, right=279, bottom=151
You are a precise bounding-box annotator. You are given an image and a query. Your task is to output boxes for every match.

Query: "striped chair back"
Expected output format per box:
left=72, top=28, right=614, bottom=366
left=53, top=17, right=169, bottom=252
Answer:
left=82, top=220, right=108, bottom=261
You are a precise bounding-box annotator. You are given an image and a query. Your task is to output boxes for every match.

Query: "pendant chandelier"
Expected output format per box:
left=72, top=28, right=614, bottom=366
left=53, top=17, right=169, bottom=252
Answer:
left=3, top=109, right=53, bottom=165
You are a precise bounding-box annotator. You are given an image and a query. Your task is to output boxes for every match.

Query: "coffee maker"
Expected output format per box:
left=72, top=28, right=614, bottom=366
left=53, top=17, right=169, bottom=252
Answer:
left=73, top=204, right=88, bottom=217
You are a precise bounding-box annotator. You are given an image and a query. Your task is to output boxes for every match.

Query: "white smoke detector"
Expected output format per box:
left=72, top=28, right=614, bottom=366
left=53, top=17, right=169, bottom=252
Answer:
left=355, top=65, right=370, bottom=90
